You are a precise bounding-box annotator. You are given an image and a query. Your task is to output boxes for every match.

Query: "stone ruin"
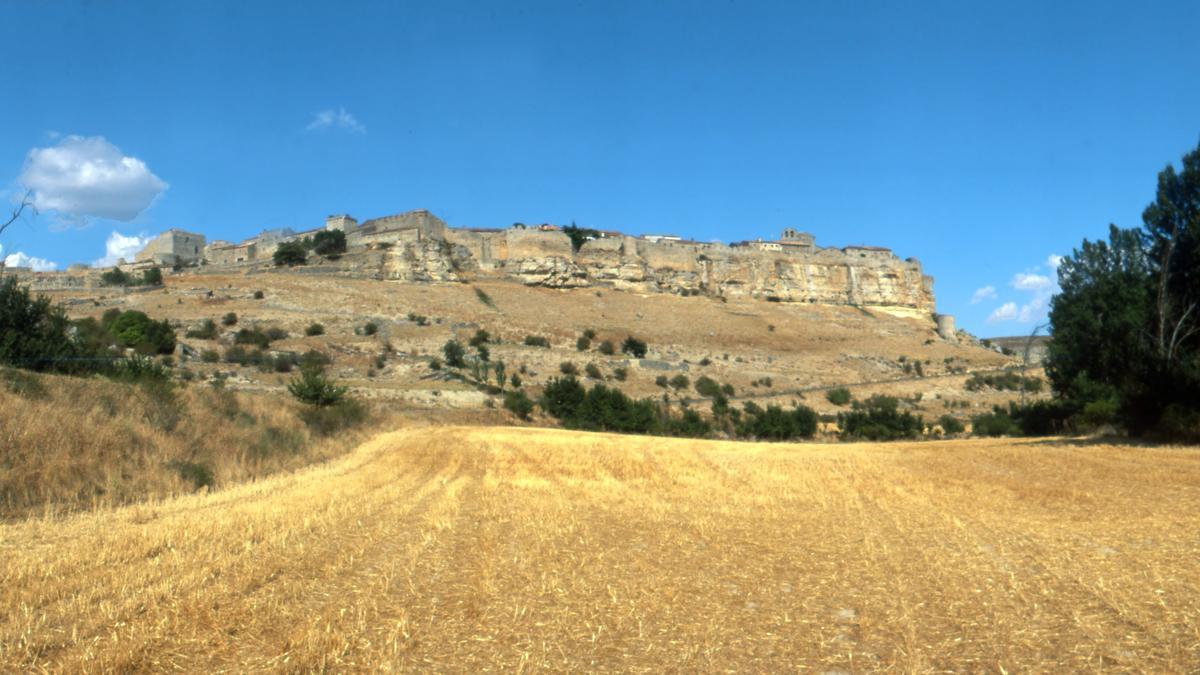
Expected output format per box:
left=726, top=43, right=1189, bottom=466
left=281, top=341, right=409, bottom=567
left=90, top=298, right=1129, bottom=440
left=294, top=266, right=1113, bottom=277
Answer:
left=14, top=208, right=952, bottom=329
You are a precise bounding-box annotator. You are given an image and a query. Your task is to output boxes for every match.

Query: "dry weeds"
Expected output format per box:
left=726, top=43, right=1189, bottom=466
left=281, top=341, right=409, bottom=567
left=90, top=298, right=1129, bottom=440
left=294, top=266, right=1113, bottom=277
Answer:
left=2, top=427, right=1198, bottom=671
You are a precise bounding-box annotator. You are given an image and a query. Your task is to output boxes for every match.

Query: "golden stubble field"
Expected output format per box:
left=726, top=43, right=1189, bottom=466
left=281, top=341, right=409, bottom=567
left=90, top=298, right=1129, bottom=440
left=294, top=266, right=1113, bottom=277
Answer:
left=3, top=427, right=1197, bottom=672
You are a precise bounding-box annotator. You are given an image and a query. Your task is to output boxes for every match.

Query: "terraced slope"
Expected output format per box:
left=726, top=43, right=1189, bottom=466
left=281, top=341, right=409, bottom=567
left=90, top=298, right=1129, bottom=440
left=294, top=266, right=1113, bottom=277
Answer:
left=3, top=428, right=1198, bottom=671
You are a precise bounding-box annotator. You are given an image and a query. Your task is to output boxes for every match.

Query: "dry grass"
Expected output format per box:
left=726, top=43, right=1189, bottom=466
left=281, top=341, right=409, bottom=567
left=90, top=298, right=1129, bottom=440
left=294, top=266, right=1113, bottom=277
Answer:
left=0, top=369, right=378, bottom=518
left=2, top=426, right=1198, bottom=671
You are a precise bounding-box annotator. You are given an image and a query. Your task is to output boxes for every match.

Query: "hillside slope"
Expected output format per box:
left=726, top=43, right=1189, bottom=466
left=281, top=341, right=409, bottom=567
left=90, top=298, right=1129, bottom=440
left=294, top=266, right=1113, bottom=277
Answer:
left=3, top=427, right=1197, bottom=671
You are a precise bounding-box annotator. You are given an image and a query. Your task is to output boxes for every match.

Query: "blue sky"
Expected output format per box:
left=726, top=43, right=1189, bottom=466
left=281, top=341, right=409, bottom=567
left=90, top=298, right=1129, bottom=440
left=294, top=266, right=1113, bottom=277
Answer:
left=2, top=0, right=1198, bottom=336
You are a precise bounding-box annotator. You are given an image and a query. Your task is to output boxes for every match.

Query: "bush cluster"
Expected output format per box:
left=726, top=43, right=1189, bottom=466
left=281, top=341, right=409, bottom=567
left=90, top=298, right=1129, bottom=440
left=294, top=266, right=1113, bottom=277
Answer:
left=838, top=395, right=924, bottom=441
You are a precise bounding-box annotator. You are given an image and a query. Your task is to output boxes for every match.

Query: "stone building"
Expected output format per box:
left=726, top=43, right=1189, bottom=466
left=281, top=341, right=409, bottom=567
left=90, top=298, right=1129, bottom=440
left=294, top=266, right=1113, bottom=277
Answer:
left=134, top=229, right=206, bottom=266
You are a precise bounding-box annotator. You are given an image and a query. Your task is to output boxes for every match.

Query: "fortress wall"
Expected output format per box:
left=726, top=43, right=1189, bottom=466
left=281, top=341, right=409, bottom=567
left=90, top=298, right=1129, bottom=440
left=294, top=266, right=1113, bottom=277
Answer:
left=504, top=229, right=573, bottom=259
left=636, top=240, right=707, bottom=272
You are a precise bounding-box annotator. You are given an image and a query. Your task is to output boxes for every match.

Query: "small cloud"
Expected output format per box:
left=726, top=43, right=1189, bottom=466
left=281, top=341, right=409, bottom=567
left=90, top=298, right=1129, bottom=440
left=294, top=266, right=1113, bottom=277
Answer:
left=19, top=135, right=168, bottom=226
left=1047, top=254, right=1063, bottom=270
left=93, top=231, right=150, bottom=267
left=969, top=285, right=997, bottom=304
left=1018, top=297, right=1048, bottom=323
left=0, top=244, right=57, bottom=271
left=1011, top=272, right=1052, bottom=292
left=306, top=107, right=366, bottom=134
left=988, top=302, right=1018, bottom=323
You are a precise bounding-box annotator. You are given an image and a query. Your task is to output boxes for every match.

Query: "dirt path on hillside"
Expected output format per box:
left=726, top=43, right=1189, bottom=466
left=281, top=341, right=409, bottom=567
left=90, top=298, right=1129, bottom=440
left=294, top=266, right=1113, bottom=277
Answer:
left=2, top=428, right=1198, bottom=671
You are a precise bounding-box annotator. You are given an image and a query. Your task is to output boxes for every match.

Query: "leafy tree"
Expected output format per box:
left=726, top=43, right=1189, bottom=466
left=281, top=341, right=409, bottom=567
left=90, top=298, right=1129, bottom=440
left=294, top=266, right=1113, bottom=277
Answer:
left=837, top=395, right=924, bottom=441
left=738, top=403, right=818, bottom=441
left=312, top=229, right=347, bottom=257
left=141, top=267, right=163, bottom=286
left=107, top=310, right=176, bottom=354
left=0, top=277, right=81, bottom=371
left=273, top=241, right=308, bottom=266
left=99, top=267, right=132, bottom=287
left=442, top=339, right=466, bottom=368
left=503, top=389, right=534, bottom=420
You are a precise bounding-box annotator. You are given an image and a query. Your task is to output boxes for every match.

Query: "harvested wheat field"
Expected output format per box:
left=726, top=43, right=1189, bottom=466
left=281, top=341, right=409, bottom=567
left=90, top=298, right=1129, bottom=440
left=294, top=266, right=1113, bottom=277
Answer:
left=3, top=427, right=1199, bottom=672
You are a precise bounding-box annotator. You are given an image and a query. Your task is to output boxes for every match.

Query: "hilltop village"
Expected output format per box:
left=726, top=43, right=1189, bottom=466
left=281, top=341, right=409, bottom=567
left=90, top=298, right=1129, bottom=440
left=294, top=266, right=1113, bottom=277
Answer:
left=8, top=209, right=957, bottom=338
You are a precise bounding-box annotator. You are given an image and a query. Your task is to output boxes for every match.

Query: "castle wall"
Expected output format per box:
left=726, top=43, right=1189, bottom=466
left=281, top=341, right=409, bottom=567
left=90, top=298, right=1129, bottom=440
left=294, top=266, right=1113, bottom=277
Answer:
left=135, top=230, right=206, bottom=266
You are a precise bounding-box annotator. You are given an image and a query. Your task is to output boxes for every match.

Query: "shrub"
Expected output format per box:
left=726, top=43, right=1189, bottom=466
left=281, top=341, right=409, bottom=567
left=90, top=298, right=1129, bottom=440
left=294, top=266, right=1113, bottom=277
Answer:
left=224, top=346, right=250, bottom=365
left=298, top=349, right=333, bottom=371
left=621, top=336, right=648, bottom=358
left=361, top=321, right=378, bottom=336
left=107, top=310, right=177, bottom=355
left=655, top=375, right=669, bottom=388
left=971, top=411, right=1020, bottom=437
left=582, top=329, right=596, bottom=340
left=585, top=363, right=603, bottom=379
left=185, top=318, right=217, bottom=339
left=721, top=383, right=735, bottom=396
left=141, top=267, right=163, bottom=286
left=503, top=390, right=535, bottom=420
left=287, top=367, right=348, bottom=407
left=597, top=340, right=615, bottom=355
left=826, top=387, right=852, bottom=406
left=200, top=349, right=220, bottom=363
left=99, top=267, right=133, bottom=287
left=668, top=374, right=689, bottom=391
left=524, top=335, right=550, bottom=348
left=613, top=366, right=628, bottom=381
left=235, top=328, right=271, bottom=348
left=273, top=241, right=307, bottom=266
left=838, top=395, right=924, bottom=441
left=443, top=340, right=466, bottom=368
left=429, top=357, right=442, bottom=371
left=407, top=313, right=429, bottom=326
left=264, top=327, right=288, bottom=341
left=510, top=373, right=522, bottom=388
left=576, top=336, right=591, bottom=351
left=221, top=312, right=238, bottom=326
left=560, top=362, right=578, bottom=376
left=304, top=323, right=325, bottom=337
left=312, top=229, right=347, bottom=257
left=469, top=329, right=490, bottom=347
left=937, top=414, right=965, bottom=434
left=475, top=344, right=490, bottom=363
left=694, top=375, right=721, bottom=398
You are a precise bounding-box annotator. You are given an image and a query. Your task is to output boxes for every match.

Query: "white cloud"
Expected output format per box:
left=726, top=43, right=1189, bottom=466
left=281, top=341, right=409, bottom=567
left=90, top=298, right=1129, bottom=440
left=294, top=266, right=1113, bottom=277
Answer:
left=19, top=135, right=168, bottom=225
left=1018, top=297, right=1048, bottom=323
left=1047, top=254, right=1063, bottom=270
left=969, top=285, right=997, bottom=304
left=0, top=244, right=57, bottom=271
left=306, top=107, right=366, bottom=134
left=1011, top=272, right=1053, bottom=292
left=93, top=231, right=150, bottom=267
left=988, top=302, right=1018, bottom=323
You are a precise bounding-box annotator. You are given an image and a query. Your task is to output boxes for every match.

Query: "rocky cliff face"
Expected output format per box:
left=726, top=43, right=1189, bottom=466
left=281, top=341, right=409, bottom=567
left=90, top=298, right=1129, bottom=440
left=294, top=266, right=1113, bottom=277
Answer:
left=379, top=230, right=936, bottom=313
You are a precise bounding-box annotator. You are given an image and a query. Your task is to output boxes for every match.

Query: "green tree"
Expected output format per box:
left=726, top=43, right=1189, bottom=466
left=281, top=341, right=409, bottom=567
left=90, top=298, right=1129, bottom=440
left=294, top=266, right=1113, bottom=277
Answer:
left=621, top=336, right=648, bottom=358
left=442, top=339, right=466, bottom=368
left=0, top=277, right=81, bottom=372
left=273, top=241, right=308, bottom=266
left=312, top=229, right=347, bottom=257
left=287, top=367, right=348, bottom=407
left=562, top=223, right=600, bottom=252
